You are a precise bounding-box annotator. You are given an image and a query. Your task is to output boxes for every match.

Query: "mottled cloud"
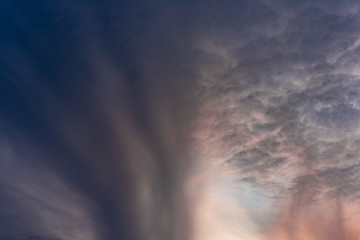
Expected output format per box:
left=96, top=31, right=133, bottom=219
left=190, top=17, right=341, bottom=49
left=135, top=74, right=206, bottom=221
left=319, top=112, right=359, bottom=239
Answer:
left=189, top=0, right=360, bottom=239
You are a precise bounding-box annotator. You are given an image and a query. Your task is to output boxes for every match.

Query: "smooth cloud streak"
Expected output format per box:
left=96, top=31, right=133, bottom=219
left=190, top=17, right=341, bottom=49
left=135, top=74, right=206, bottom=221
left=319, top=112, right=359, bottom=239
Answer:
left=0, top=1, right=198, bottom=239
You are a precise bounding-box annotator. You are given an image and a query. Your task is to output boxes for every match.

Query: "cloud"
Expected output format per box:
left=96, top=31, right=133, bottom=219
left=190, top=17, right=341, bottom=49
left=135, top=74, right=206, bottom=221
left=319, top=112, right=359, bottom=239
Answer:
left=0, top=139, right=99, bottom=240
left=0, top=1, right=200, bottom=240
left=0, top=234, right=61, bottom=240
left=2, top=0, right=360, bottom=240
left=189, top=0, right=360, bottom=239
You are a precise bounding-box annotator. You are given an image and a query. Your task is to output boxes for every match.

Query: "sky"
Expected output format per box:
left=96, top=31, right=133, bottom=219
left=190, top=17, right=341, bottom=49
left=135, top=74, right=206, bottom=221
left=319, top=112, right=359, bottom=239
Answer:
left=1, top=0, right=360, bottom=240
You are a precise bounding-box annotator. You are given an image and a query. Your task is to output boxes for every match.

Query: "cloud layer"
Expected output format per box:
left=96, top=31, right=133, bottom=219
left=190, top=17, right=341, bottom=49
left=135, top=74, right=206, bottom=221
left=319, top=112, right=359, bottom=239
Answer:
left=1, top=0, right=360, bottom=240
left=189, top=0, right=360, bottom=239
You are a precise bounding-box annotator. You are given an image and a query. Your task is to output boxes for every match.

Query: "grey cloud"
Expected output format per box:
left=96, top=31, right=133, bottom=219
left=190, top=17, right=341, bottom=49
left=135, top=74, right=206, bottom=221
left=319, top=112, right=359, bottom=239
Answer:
left=258, top=138, right=280, bottom=153
left=291, top=174, right=322, bottom=196
left=252, top=123, right=279, bottom=133
left=227, top=147, right=287, bottom=174
left=264, top=157, right=287, bottom=169
left=239, top=177, right=258, bottom=185
left=227, top=148, right=270, bottom=168
left=318, top=165, right=360, bottom=197
left=190, top=0, right=360, bottom=238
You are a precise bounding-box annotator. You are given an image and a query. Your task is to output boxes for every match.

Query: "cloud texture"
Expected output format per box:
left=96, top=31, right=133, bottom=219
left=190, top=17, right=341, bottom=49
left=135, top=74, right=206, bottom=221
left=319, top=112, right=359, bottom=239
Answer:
left=189, top=0, right=360, bottom=239
left=1, top=0, right=360, bottom=240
